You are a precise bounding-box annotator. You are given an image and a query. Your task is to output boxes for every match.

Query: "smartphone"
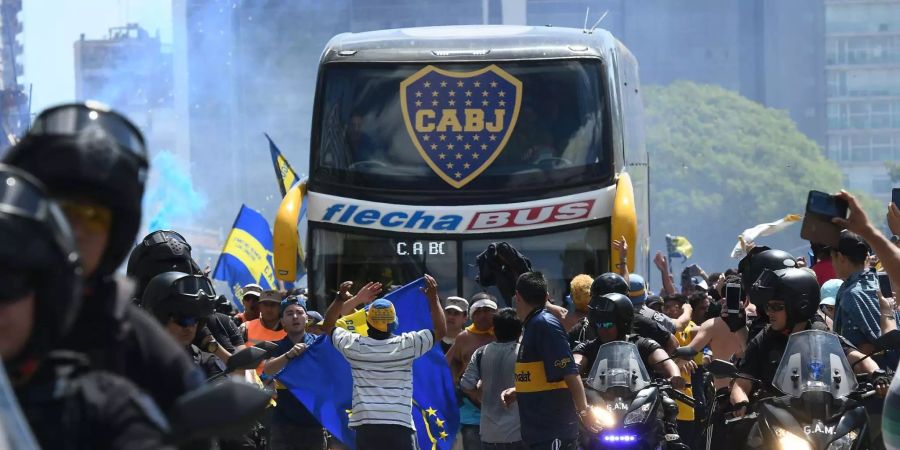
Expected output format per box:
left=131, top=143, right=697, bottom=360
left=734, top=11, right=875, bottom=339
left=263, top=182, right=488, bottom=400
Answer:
left=801, top=190, right=849, bottom=247
left=893, top=188, right=900, bottom=207
left=879, top=272, right=893, bottom=298
left=725, top=283, right=742, bottom=315
left=807, top=190, right=848, bottom=219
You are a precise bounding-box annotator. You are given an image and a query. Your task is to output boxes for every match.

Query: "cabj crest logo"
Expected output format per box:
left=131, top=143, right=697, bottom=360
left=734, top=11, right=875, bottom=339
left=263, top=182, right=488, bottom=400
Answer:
left=400, top=65, right=522, bottom=189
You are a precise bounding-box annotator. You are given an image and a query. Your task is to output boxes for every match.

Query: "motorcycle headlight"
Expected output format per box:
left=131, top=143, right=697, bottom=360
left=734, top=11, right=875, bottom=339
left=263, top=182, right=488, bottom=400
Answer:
left=590, top=405, right=617, bottom=429
left=624, top=404, right=652, bottom=426
left=826, top=430, right=858, bottom=450
left=774, top=427, right=811, bottom=450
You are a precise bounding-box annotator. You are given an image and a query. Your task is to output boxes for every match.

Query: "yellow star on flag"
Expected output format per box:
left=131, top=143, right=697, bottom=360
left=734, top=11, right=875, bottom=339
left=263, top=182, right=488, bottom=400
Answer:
left=439, top=431, right=448, bottom=440
left=426, top=407, right=437, bottom=416
left=435, top=417, right=445, bottom=428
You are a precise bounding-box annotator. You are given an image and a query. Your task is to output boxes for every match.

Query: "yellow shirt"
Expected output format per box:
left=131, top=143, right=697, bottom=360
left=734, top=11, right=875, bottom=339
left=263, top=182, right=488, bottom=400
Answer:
left=674, top=321, right=702, bottom=421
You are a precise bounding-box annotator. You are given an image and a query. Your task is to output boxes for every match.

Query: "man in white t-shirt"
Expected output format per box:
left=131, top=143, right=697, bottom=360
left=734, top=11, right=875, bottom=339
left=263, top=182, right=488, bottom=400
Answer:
left=322, top=275, right=447, bottom=450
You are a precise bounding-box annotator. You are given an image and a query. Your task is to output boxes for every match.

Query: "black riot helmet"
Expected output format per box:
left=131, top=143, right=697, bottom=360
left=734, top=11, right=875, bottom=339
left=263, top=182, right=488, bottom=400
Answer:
left=127, top=230, right=202, bottom=300
left=140, top=272, right=217, bottom=326
left=3, top=102, right=148, bottom=277
left=588, top=293, right=634, bottom=340
left=590, top=273, right=629, bottom=298
left=0, top=164, right=82, bottom=362
left=751, top=268, right=820, bottom=328
left=738, top=248, right=797, bottom=308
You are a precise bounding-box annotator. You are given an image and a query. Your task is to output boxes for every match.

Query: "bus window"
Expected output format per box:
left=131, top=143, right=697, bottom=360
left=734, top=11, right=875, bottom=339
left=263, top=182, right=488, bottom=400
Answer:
left=461, top=223, right=610, bottom=308
left=312, top=59, right=612, bottom=196
left=308, top=227, right=458, bottom=307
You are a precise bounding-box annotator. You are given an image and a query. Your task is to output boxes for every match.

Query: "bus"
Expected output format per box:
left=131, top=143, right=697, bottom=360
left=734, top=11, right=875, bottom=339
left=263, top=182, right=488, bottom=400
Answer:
left=303, top=25, right=649, bottom=310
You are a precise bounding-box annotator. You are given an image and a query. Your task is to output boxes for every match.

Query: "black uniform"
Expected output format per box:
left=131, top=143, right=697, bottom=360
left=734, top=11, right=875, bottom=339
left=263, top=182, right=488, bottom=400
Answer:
left=737, top=319, right=843, bottom=393
left=196, top=312, right=245, bottom=354
left=15, top=351, right=174, bottom=450
left=572, top=334, right=662, bottom=373
left=62, top=279, right=205, bottom=414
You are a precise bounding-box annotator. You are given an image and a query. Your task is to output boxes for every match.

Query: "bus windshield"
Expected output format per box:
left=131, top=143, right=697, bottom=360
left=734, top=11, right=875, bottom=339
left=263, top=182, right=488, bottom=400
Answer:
left=313, top=59, right=612, bottom=195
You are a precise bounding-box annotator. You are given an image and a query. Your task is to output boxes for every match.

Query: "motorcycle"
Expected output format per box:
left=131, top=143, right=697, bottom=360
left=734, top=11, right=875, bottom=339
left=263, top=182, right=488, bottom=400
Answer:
left=580, top=341, right=693, bottom=449
left=707, top=329, right=900, bottom=450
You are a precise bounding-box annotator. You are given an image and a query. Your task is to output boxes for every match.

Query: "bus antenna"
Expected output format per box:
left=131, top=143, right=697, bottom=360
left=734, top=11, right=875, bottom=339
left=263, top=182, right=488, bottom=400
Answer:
left=582, top=7, right=590, bottom=33
left=588, top=10, right=609, bottom=34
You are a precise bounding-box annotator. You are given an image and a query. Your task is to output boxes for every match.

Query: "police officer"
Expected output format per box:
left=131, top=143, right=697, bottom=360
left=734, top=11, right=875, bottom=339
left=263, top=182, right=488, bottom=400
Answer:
left=2, top=102, right=203, bottom=414
left=572, top=293, right=683, bottom=385
left=128, top=230, right=246, bottom=360
left=737, top=247, right=797, bottom=342
left=730, top=267, right=882, bottom=415
left=0, top=164, right=173, bottom=449
left=140, top=272, right=226, bottom=379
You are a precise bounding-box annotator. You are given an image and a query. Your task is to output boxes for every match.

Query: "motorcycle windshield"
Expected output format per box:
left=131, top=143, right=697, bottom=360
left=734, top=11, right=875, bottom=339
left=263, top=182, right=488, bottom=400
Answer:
left=586, top=341, right=651, bottom=393
left=772, top=330, right=858, bottom=399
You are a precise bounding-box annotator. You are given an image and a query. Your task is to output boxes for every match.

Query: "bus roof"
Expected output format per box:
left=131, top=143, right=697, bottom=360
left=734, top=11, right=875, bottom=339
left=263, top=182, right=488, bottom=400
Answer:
left=320, top=25, right=624, bottom=64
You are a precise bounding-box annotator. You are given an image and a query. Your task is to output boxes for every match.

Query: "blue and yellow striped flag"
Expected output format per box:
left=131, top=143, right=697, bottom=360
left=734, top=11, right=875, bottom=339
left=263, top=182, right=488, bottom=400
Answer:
left=266, top=133, right=300, bottom=198
left=666, top=234, right=694, bottom=261
left=212, top=205, right=277, bottom=308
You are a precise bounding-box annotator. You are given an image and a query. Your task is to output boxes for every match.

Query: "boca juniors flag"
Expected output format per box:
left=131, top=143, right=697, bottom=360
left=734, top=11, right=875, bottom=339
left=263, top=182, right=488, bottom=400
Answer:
left=400, top=65, right=522, bottom=189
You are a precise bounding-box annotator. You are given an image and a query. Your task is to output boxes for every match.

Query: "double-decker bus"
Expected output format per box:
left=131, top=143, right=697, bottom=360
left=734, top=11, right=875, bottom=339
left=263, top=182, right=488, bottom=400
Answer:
left=303, top=25, right=649, bottom=309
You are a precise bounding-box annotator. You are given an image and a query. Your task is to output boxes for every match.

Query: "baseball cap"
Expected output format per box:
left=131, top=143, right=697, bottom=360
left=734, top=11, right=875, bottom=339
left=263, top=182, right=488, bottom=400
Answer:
left=242, top=283, right=262, bottom=299
left=260, top=289, right=281, bottom=303
left=307, top=310, right=324, bottom=325
left=367, top=299, right=398, bottom=333
left=627, top=274, right=647, bottom=305
left=469, top=298, right=498, bottom=316
left=444, top=296, right=469, bottom=313
left=820, top=279, right=842, bottom=307
left=835, top=230, right=869, bottom=261
left=691, top=276, right=709, bottom=291
left=280, top=295, right=307, bottom=315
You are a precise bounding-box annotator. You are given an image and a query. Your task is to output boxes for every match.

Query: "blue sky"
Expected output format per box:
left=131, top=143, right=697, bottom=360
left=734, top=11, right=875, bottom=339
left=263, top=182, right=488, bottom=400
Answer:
left=21, top=0, right=172, bottom=113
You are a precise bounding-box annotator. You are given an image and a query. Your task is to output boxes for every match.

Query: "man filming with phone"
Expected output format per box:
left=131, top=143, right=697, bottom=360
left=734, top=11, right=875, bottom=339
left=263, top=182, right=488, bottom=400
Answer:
left=831, top=230, right=882, bottom=355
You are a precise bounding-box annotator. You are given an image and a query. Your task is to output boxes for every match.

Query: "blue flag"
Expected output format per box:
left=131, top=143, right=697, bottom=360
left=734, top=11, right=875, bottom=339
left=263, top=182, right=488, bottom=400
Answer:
left=277, top=278, right=460, bottom=450
left=211, top=205, right=278, bottom=310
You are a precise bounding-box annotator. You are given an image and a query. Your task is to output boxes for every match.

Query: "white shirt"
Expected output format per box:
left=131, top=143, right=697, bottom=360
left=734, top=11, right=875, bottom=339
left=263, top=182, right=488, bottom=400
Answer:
left=332, top=327, right=434, bottom=429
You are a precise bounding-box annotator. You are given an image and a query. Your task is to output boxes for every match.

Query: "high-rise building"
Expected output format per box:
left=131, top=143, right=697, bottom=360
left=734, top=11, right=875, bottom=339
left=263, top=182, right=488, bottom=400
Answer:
left=174, top=0, right=488, bottom=227
left=74, top=23, right=177, bottom=159
left=523, top=0, right=827, bottom=147
left=0, top=0, right=27, bottom=151
left=825, top=0, right=900, bottom=200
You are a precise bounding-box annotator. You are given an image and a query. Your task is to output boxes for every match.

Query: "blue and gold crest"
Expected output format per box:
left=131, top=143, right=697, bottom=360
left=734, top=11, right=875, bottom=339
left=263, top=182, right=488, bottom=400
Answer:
left=400, top=65, right=523, bottom=189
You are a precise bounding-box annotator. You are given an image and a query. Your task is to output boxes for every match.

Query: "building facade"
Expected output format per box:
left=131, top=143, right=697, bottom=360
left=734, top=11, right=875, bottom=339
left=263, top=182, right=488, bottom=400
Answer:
left=74, top=23, right=177, bottom=159
left=825, top=0, right=900, bottom=199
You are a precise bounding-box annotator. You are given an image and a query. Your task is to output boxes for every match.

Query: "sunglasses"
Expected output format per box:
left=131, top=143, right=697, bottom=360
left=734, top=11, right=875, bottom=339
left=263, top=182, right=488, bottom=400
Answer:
left=765, top=302, right=786, bottom=313
left=170, top=315, right=200, bottom=327
left=59, top=199, right=112, bottom=234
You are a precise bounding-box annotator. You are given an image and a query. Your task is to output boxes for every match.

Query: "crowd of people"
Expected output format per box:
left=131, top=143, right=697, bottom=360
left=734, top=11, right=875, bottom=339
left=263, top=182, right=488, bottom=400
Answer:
left=2, top=101, right=900, bottom=450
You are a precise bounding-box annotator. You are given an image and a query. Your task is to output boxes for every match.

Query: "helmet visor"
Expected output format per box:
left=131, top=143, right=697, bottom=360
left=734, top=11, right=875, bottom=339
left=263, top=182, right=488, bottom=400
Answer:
left=28, top=103, right=146, bottom=157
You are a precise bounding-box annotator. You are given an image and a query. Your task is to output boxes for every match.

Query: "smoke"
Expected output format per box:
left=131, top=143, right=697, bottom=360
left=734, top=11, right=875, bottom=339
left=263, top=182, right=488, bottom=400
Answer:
left=142, top=150, right=207, bottom=232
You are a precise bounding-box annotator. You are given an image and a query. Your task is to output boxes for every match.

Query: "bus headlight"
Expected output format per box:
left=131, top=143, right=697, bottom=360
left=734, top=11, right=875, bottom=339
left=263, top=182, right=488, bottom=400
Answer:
left=774, top=427, right=810, bottom=450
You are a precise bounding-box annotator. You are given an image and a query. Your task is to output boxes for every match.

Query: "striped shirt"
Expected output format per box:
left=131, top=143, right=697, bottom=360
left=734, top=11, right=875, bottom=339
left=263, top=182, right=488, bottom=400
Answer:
left=332, top=327, right=434, bottom=429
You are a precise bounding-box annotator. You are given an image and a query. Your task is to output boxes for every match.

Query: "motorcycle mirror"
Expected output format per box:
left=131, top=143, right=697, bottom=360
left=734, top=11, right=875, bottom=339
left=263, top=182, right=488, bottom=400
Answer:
left=830, top=406, right=867, bottom=444
left=254, top=340, right=281, bottom=358
left=169, top=380, right=270, bottom=443
left=673, top=346, right=698, bottom=358
left=874, top=329, right=900, bottom=352
left=706, top=359, right=739, bottom=378
left=226, top=346, right=268, bottom=372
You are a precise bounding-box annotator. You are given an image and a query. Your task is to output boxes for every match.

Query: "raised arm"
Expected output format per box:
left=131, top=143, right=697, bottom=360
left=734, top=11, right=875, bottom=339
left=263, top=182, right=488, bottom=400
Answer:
left=422, top=274, right=447, bottom=341
left=654, top=252, right=676, bottom=296
left=323, top=281, right=353, bottom=335
left=339, top=281, right=383, bottom=315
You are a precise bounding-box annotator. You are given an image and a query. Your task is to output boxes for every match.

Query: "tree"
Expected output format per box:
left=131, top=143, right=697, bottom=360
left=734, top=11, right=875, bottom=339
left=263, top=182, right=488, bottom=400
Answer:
left=887, top=161, right=900, bottom=184
left=644, top=81, right=859, bottom=272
